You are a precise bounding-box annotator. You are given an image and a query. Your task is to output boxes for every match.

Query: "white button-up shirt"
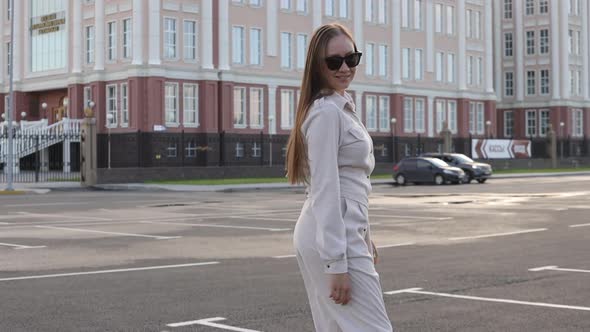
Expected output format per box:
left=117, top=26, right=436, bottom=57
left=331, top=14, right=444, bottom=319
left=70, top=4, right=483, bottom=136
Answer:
left=301, top=91, right=375, bottom=273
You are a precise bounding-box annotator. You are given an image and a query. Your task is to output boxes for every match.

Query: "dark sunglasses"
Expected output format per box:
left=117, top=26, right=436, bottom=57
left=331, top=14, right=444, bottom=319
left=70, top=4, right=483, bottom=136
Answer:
left=324, top=52, right=362, bottom=71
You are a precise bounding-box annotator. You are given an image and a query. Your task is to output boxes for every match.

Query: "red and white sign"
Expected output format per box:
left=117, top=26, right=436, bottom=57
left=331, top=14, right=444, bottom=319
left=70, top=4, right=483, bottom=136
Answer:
left=472, top=139, right=531, bottom=159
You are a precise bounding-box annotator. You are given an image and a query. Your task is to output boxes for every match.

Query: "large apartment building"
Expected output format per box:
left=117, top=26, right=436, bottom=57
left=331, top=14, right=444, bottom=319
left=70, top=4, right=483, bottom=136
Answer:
left=0, top=0, right=587, bottom=168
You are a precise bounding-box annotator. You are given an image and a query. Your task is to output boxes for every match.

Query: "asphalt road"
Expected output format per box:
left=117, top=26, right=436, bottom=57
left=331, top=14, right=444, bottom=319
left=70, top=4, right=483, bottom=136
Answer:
left=1, top=176, right=589, bottom=332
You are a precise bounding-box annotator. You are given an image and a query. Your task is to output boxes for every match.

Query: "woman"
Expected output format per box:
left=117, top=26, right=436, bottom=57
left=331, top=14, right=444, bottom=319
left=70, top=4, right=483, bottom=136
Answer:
left=286, top=23, right=394, bottom=332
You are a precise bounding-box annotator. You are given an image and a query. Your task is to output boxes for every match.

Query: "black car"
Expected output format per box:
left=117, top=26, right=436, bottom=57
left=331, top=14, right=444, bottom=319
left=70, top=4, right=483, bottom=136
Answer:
left=421, top=153, right=493, bottom=183
left=392, top=157, right=465, bottom=185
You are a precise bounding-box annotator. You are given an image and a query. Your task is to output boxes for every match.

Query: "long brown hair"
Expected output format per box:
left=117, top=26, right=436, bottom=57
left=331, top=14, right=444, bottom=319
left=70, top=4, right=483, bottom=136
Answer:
left=285, top=23, right=357, bottom=185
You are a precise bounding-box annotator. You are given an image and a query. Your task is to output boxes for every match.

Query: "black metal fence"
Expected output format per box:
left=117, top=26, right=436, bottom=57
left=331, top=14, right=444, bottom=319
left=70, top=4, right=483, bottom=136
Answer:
left=0, top=133, right=80, bottom=183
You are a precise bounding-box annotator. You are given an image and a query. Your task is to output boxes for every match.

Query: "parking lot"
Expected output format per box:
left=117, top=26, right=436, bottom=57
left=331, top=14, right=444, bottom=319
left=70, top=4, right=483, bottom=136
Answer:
left=1, top=175, right=590, bottom=331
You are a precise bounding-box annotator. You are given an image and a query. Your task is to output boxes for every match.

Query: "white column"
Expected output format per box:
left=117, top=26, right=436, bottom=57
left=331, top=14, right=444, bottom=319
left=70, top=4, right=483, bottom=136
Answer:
left=13, top=0, right=22, bottom=81
left=218, top=0, right=230, bottom=70
left=550, top=0, right=561, bottom=99
left=312, top=0, right=322, bottom=29
left=427, top=96, right=434, bottom=137
left=72, top=0, right=83, bottom=73
left=266, top=0, right=277, bottom=57
left=200, top=0, right=213, bottom=69
left=148, top=0, right=161, bottom=65
left=94, top=0, right=105, bottom=71
left=268, top=84, right=277, bottom=134
left=484, top=0, right=494, bottom=94
left=457, top=0, right=466, bottom=90
left=426, top=0, right=434, bottom=72
left=560, top=0, right=570, bottom=99
left=515, top=0, right=524, bottom=101
left=493, top=0, right=502, bottom=98
left=392, top=0, right=402, bottom=85
left=0, top=1, right=4, bottom=84
left=584, top=0, right=590, bottom=99
left=355, top=91, right=364, bottom=125
left=353, top=0, right=363, bottom=49
left=132, top=0, right=145, bottom=65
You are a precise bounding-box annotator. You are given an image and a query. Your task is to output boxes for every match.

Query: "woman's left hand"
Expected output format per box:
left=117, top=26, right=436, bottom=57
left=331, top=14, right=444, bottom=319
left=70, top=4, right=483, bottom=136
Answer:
left=371, top=240, right=378, bottom=265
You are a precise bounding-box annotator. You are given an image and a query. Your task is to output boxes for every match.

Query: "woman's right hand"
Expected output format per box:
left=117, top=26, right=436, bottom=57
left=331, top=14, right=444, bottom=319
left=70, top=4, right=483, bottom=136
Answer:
left=329, top=273, right=351, bottom=305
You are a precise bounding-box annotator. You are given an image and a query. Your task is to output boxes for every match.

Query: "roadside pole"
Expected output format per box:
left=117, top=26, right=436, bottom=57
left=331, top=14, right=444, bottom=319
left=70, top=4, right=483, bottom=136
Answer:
left=5, top=0, right=15, bottom=191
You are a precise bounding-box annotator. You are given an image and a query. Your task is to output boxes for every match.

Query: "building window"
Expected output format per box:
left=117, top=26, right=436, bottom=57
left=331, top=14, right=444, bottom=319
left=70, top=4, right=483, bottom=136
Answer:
left=83, top=86, right=92, bottom=109
left=184, top=20, right=197, bottom=61
left=281, top=32, right=292, bottom=69
left=539, top=0, right=548, bottom=14
left=436, top=52, right=444, bottom=82
left=235, top=142, right=244, bottom=158
left=504, top=0, right=512, bottom=19
left=339, top=0, right=348, bottom=18
left=526, top=31, right=535, bottom=55
left=281, top=89, right=295, bottom=129
left=107, top=22, right=117, bottom=61
left=540, top=29, right=549, bottom=54
left=296, top=34, right=307, bottom=70
left=448, top=100, right=457, bottom=133
left=296, top=0, right=308, bottom=13
left=403, top=97, right=413, bottom=133
left=250, top=28, right=262, bottom=66
left=570, top=0, right=580, bottom=15
left=570, top=69, right=575, bottom=95
left=379, top=44, right=388, bottom=77
left=415, top=98, right=425, bottom=133
left=185, top=141, right=197, bottom=158
left=280, top=0, right=291, bottom=10
left=572, top=109, right=584, bottom=137
left=106, top=85, right=118, bottom=127
left=446, top=6, right=454, bottom=35
left=447, top=53, right=455, bottom=83
left=366, top=95, right=377, bottom=131
left=379, top=96, right=390, bottom=131
left=476, top=57, right=483, bottom=86
left=505, top=72, right=514, bottom=97
left=167, top=143, right=178, bottom=158
left=233, top=87, right=246, bottom=127
left=525, top=0, right=534, bottom=15
left=165, top=83, right=179, bottom=125
left=366, top=43, right=375, bottom=76
left=435, top=4, right=443, bottom=33
left=474, top=11, right=481, bottom=39
left=435, top=100, right=446, bottom=133
left=6, top=42, right=10, bottom=74
left=250, top=88, right=264, bottom=128
left=365, top=0, right=374, bottom=22
left=183, top=84, right=199, bottom=127
left=539, top=109, right=550, bottom=137
left=540, top=69, right=550, bottom=95
left=467, top=56, right=473, bottom=85
left=402, top=48, right=410, bottom=79
left=232, top=26, right=245, bottom=64
left=401, top=0, right=409, bottom=28
left=7, top=0, right=11, bottom=20
left=325, top=0, right=335, bottom=16
left=504, top=32, right=513, bottom=57
left=575, top=31, right=581, bottom=55
left=469, top=102, right=484, bottom=135
left=164, top=18, right=177, bottom=59
left=121, top=83, right=129, bottom=126
left=123, top=19, right=132, bottom=59
left=86, top=26, right=95, bottom=64
left=249, top=0, right=262, bottom=7
left=527, top=70, right=536, bottom=95
left=466, top=9, right=472, bottom=38
left=576, top=70, right=582, bottom=96
left=252, top=142, right=261, bottom=157
left=568, top=29, right=573, bottom=54
left=415, top=49, right=423, bottom=80
left=526, top=110, right=537, bottom=137
left=414, top=0, right=422, bottom=30
left=504, top=111, right=514, bottom=137
left=377, top=0, right=386, bottom=24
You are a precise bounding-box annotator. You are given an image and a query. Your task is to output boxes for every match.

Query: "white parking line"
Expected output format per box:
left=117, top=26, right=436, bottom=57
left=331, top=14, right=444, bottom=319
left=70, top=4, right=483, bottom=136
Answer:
left=384, top=287, right=590, bottom=311
left=377, top=242, right=416, bottom=249
left=4, top=202, right=92, bottom=207
left=272, top=254, right=296, bottom=259
left=370, top=215, right=452, bottom=221
left=449, top=228, right=547, bottom=241
left=0, top=262, right=219, bottom=282
left=228, top=216, right=295, bottom=222
left=35, top=225, right=181, bottom=240
left=529, top=265, right=590, bottom=274
left=167, top=317, right=261, bottom=331
left=140, top=220, right=291, bottom=232
left=0, top=242, right=46, bottom=250
left=569, top=223, right=590, bottom=228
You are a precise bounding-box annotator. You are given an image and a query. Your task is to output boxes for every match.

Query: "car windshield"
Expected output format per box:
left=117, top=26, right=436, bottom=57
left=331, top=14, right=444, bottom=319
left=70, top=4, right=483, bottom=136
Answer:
left=454, top=154, right=474, bottom=163
left=428, top=158, right=449, bottom=167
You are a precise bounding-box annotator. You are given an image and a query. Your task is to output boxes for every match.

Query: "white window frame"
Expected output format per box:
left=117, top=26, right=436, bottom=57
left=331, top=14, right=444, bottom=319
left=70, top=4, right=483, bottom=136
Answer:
left=106, top=84, right=118, bottom=128
left=379, top=95, right=390, bottom=132
left=365, top=0, right=374, bottom=22
left=296, top=0, right=307, bottom=13
left=572, top=109, right=584, bottom=137
left=250, top=28, right=262, bottom=66
left=184, top=20, right=197, bottom=61
left=249, top=87, right=264, bottom=129
left=526, top=110, right=537, bottom=137
left=436, top=99, right=446, bottom=133
left=402, top=48, right=410, bottom=79
left=414, top=0, right=423, bottom=30
left=164, top=17, right=177, bottom=59
left=466, top=9, right=472, bottom=38
left=233, top=86, right=247, bottom=128
left=504, top=0, right=513, bottom=19
left=85, top=25, right=95, bottom=64
left=165, top=82, right=179, bottom=126
left=378, top=44, right=388, bottom=77
left=107, top=21, right=117, bottom=61
left=183, top=83, right=199, bottom=127
left=446, top=6, right=455, bottom=35
left=540, top=0, right=548, bottom=14
left=121, top=83, right=129, bottom=127
left=527, top=70, right=536, bottom=96
left=339, top=0, right=348, bottom=18
left=232, top=26, right=245, bottom=64
left=526, top=30, right=535, bottom=55
left=474, top=11, right=481, bottom=39
left=415, top=49, right=423, bottom=80
left=539, top=109, right=550, bottom=137
left=435, top=3, right=443, bottom=33
left=504, top=111, right=514, bottom=137
left=235, top=142, right=244, bottom=158
left=280, top=89, right=295, bottom=129
left=403, top=97, right=414, bottom=133
left=280, top=0, right=291, bottom=11
left=280, top=32, right=292, bottom=69
left=366, top=95, right=377, bottom=131
left=366, top=43, right=375, bottom=76
left=540, top=29, right=549, bottom=54
left=325, top=0, right=335, bottom=16
left=447, top=53, right=455, bottom=83
left=401, top=0, right=410, bottom=28
left=296, top=33, right=307, bottom=70
left=525, top=0, right=534, bottom=15
left=476, top=57, right=483, bottom=86
left=377, top=0, right=386, bottom=24
left=447, top=100, right=457, bottom=134
left=123, top=18, right=132, bottom=59
left=505, top=71, right=514, bottom=97
left=504, top=32, right=513, bottom=57
left=436, top=51, right=444, bottom=82
left=467, top=56, right=473, bottom=85
left=540, top=69, right=550, bottom=95
left=415, top=98, right=425, bottom=133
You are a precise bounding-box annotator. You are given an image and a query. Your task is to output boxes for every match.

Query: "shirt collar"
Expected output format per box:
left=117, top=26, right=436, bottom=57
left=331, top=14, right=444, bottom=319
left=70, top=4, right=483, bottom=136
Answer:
left=325, top=91, right=356, bottom=113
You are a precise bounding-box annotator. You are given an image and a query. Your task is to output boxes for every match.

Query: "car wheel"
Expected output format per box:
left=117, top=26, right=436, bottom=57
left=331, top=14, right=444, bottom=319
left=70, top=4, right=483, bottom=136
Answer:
left=434, top=174, right=445, bottom=185
left=477, top=178, right=487, bottom=184
left=395, top=174, right=406, bottom=186
left=463, top=173, right=473, bottom=184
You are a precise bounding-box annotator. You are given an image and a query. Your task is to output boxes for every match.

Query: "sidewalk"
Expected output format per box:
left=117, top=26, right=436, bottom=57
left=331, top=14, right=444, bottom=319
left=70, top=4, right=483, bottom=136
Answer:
left=4, top=171, right=590, bottom=194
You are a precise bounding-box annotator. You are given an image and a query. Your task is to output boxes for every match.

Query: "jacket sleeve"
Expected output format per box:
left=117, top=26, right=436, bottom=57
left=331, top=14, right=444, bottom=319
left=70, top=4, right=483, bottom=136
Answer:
left=304, top=105, right=348, bottom=274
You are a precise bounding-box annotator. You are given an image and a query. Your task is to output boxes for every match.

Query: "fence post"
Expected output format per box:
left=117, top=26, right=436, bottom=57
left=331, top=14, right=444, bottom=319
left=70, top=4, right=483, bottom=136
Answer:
left=260, top=131, right=264, bottom=166
left=181, top=130, right=185, bottom=167
left=219, top=131, right=225, bottom=167
left=35, top=134, right=40, bottom=182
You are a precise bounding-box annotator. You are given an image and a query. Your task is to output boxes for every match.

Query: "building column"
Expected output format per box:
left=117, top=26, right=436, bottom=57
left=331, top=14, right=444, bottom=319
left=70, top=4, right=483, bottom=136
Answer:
left=515, top=0, right=524, bottom=101
left=426, top=0, right=434, bottom=73
left=266, top=0, right=277, bottom=57
left=550, top=0, right=561, bottom=99
left=268, top=84, right=277, bottom=135
left=493, top=0, right=502, bottom=98
left=457, top=0, right=466, bottom=90
left=484, top=0, right=494, bottom=94
left=148, top=0, right=161, bottom=65
left=560, top=0, right=570, bottom=99
left=218, top=0, right=230, bottom=70
left=582, top=0, right=589, bottom=99
left=94, top=0, right=105, bottom=71
left=392, top=0, right=402, bottom=85
left=13, top=0, right=23, bottom=81
left=72, top=0, right=82, bottom=73
left=132, top=0, right=145, bottom=65
left=312, top=0, right=322, bottom=29
left=201, top=0, right=214, bottom=69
